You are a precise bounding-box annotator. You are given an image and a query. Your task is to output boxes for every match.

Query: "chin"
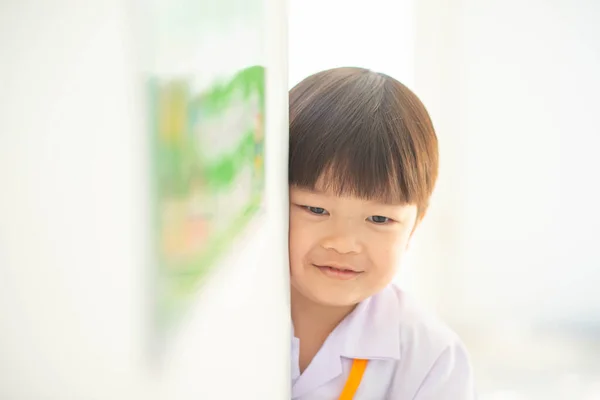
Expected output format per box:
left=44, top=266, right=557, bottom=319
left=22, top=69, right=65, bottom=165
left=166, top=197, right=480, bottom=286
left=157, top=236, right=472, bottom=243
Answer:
left=306, top=288, right=367, bottom=308
left=315, top=296, right=357, bottom=308
left=291, top=270, right=372, bottom=308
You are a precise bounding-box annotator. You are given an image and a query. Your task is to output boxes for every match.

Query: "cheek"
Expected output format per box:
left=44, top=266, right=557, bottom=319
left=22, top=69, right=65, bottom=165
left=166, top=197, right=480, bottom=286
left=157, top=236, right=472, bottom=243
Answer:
left=288, top=214, right=313, bottom=266
left=367, top=232, right=408, bottom=271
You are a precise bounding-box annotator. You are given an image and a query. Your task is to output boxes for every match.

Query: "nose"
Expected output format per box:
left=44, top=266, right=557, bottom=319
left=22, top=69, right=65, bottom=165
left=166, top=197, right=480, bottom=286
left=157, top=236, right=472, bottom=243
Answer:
left=320, top=221, right=362, bottom=254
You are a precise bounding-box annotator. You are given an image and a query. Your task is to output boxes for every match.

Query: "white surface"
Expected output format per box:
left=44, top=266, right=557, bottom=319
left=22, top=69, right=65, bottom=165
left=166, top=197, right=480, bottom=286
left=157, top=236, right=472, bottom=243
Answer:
left=288, top=0, right=415, bottom=88
left=159, top=0, right=291, bottom=397
left=0, top=0, right=289, bottom=398
left=412, top=0, right=600, bottom=398
left=413, top=0, right=600, bottom=330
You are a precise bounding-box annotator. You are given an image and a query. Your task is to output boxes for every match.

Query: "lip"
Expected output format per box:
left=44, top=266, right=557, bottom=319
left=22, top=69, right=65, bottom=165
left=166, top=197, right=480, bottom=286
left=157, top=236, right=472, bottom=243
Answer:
left=315, top=263, right=361, bottom=273
left=313, top=264, right=363, bottom=280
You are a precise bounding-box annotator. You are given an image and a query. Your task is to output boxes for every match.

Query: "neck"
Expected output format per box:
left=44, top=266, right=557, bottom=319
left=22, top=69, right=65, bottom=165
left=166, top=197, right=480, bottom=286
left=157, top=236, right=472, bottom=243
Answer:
left=291, top=288, right=356, bottom=333
left=291, top=285, right=357, bottom=372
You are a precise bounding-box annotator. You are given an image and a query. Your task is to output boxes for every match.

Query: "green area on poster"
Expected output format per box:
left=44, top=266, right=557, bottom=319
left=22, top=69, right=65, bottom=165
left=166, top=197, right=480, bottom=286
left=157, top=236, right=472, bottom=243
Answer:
left=149, top=66, right=266, bottom=329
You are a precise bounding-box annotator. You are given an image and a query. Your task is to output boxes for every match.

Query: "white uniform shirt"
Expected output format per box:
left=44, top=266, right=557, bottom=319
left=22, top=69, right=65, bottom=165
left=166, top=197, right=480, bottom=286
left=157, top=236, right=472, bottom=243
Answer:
left=291, top=284, right=476, bottom=399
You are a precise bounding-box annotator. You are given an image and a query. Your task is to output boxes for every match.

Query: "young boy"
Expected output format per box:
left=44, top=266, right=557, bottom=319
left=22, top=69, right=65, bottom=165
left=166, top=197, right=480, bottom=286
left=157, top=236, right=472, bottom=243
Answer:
left=289, top=67, right=476, bottom=399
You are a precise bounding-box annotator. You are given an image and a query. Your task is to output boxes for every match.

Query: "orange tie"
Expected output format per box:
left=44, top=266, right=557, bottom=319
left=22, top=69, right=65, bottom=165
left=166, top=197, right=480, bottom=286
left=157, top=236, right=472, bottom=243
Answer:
left=338, top=359, right=369, bottom=400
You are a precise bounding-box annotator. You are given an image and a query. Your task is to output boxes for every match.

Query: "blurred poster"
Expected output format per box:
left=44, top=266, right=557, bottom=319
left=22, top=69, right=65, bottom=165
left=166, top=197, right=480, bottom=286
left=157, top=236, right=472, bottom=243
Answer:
left=147, top=0, right=265, bottom=330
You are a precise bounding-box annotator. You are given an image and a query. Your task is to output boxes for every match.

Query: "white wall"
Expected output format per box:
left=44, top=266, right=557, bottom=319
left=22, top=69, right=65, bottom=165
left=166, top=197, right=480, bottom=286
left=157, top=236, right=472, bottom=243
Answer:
left=288, top=0, right=415, bottom=88
left=413, top=0, right=600, bottom=398
left=452, top=0, right=600, bottom=326
left=0, top=0, right=289, bottom=399
left=158, top=0, right=291, bottom=397
left=414, top=0, right=600, bottom=329
left=0, top=1, right=147, bottom=398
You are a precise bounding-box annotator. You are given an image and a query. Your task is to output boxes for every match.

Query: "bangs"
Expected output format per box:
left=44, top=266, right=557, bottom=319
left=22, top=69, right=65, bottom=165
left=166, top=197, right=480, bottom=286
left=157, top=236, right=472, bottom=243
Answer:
left=290, top=133, right=410, bottom=205
left=289, top=68, right=437, bottom=208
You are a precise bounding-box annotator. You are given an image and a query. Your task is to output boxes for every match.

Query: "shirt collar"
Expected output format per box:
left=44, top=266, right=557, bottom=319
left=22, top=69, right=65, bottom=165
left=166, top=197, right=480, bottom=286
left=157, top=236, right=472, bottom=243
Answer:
left=291, top=286, right=402, bottom=398
left=291, top=286, right=403, bottom=361
left=337, top=285, right=402, bottom=360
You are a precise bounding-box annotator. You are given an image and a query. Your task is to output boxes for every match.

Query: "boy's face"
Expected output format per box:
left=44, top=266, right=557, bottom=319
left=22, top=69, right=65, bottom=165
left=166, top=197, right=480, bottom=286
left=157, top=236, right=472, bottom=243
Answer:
left=289, top=184, right=418, bottom=308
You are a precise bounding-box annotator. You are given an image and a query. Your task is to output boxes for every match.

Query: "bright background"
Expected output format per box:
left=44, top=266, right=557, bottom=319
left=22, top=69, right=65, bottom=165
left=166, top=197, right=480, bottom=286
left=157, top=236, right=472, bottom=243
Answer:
left=291, top=0, right=600, bottom=398
left=0, top=0, right=289, bottom=399
left=1, top=0, right=599, bottom=399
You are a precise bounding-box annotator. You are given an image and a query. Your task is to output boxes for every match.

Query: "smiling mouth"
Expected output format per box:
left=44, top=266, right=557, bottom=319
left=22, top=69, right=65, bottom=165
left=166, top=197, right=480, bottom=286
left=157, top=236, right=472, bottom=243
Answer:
left=313, top=264, right=363, bottom=280
left=316, top=264, right=358, bottom=272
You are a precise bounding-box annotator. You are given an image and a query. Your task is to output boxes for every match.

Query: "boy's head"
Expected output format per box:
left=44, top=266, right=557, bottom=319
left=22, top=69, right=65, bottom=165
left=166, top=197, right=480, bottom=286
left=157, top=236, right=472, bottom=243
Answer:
left=288, top=67, right=438, bottom=308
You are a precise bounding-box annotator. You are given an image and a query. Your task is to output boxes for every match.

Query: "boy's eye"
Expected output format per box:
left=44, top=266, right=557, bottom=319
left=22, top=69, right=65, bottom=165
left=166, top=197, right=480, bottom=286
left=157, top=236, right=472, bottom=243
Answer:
left=305, top=206, right=328, bottom=215
left=368, top=215, right=391, bottom=224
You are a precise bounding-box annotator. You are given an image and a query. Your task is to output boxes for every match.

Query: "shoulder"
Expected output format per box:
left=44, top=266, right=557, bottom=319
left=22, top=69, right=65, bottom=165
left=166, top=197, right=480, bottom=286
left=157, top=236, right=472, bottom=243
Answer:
left=386, top=284, right=460, bottom=355
left=372, top=284, right=461, bottom=350
left=377, top=284, right=477, bottom=399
